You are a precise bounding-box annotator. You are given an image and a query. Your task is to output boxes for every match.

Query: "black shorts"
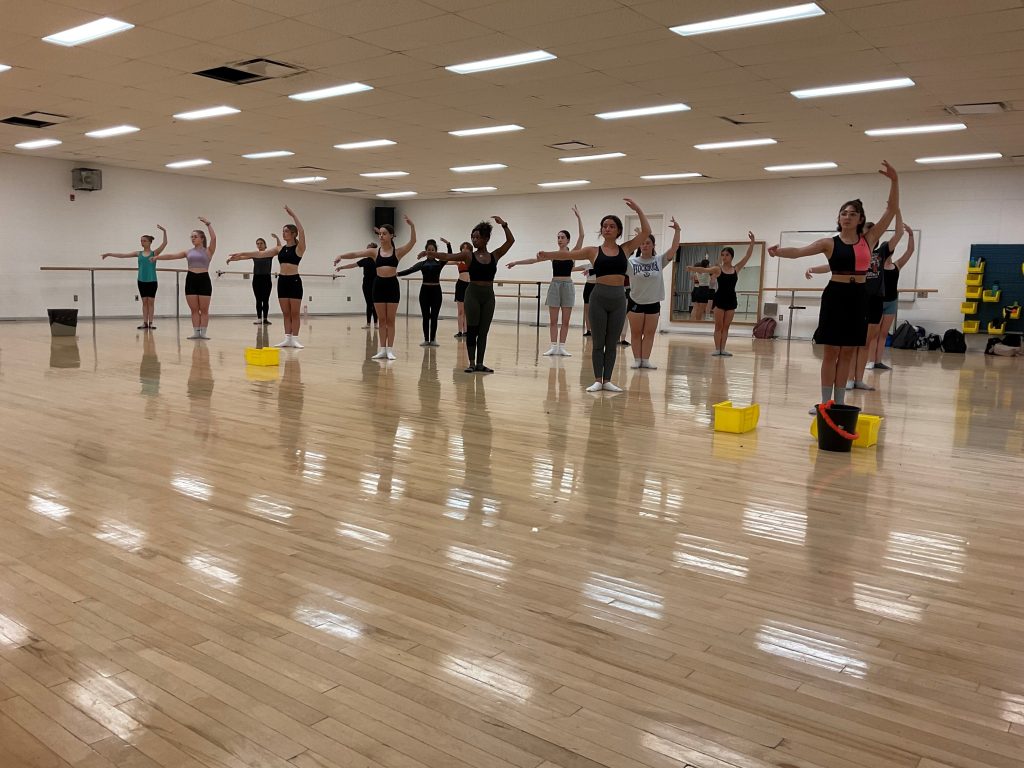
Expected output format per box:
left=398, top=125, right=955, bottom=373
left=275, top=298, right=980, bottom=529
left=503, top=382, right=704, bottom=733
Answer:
left=628, top=299, right=660, bottom=315
left=866, top=294, right=884, bottom=324
left=817, top=280, right=868, bottom=347
left=185, top=272, right=212, bottom=296
left=693, top=286, right=713, bottom=303
left=137, top=280, right=157, bottom=298
left=454, top=279, right=468, bottom=303
left=372, top=275, right=401, bottom=303
left=277, top=274, right=303, bottom=300
left=583, top=282, right=595, bottom=304
left=714, top=292, right=738, bottom=312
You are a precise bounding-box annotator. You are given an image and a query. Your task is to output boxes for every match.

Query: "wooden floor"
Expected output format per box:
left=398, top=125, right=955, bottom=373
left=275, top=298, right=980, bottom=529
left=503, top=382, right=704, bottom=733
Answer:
left=1, top=315, right=1023, bottom=768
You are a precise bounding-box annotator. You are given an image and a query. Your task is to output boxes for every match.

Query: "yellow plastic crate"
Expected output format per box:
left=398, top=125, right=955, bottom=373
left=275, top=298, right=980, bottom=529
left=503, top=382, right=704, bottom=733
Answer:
left=960, top=301, right=978, bottom=315
left=967, top=263, right=985, bottom=274
left=966, top=287, right=982, bottom=300
left=988, top=321, right=1006, bottom=334
left=810, top=413, right=883, bottom=448
left=982, top=289, right=1001, bottom=303
left=245, top=346, right=280, bottom=366
left=1005, top=305, right=1021, bottom=320
left=963, top=320, right=980, bottom=334
left=713, top=400, right=759, bottom=433
left=965, top=274, right=983, bottom=287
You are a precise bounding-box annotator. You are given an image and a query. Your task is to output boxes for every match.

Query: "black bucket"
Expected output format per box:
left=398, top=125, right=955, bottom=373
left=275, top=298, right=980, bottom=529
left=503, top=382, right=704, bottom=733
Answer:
left=47, top=308, right=79, bottom=337
left=816, top=403, right=861, bottom=452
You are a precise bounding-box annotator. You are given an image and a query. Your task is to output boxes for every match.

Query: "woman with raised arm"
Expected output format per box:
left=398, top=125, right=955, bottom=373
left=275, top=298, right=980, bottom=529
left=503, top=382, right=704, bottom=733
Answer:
left=687, top=231, right=757, bottom=357
left=505, top=205, right=584, bottom=356
left=435, top=217, right=515, bottom=373
left=627, top=216, right=681, bottom=369
left=690, top=259, right=712, bottom=320
left=151, top=217, right=216, bottom=339
left=397, top=238, right=457, bottom=347
left=250, top=234, right=280, bottom=326
left=334, top=216, right=417, bottom=360
left=227, top=207, right=307, bottom=348
left=335, top=242, right=379, bottom=328
left=876, top=222, right=915, bottom=369
left=536, top=199, right=650, bottom=392
left=770, top=161, right=900, bottom=412
left=579, top=264, right=596, bottom=336
left=453, top=242, right=471, bottom=338
left=101, top=225, right=167, bottom=330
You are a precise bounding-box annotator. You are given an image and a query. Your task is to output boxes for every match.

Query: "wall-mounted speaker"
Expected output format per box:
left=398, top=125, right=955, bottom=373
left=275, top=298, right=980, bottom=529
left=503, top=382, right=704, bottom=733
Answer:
left=72, top=168, right=102, bottom=191
left=373, top=206, right=395, bottom=230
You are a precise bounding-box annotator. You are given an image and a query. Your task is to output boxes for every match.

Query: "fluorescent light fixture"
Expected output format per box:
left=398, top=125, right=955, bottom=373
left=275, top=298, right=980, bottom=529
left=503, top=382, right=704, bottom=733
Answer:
left=165, top=159, right=211, bottom=169
left=765, top=162, right=837, bottom=171
left=865, top=123, right=967, bottom=137
left=695, top=138, right=777, bottom=150
left=671, top=3, right=824, bottom=36
left=43, top=17, right=134, bottom=46
left=596, top=103, right=690, bottom=120
left=641, top=172, right=702, bottom=180
left=915, top=153, right=1002, bottom=164
left=15, top=138, right=62, bottom=149
left=288, top=82, right=372, bottom=102
left=450, top=163, right=507, bottom=172
left=173, top=105, right=240, bottom=120
left=537, top=180, right=590, bottom=188
left=559, top=152, right=625, bottom=163
left=360, top=171, right=408, bottom=178
left=446, top=50, right=556, bottom=74
left=335, top=139, right=396, bottom=149
left=283, top=176, right=327, bottom=183
left=0, top=64, right=11, bottom=73
left=449, top=124, right=524, bottom=137
left=377, top=191, right=417, bottom=198
left=242, top=150, right=294, bottom=159
left=85, top=124, right=139, bottom=138
left=791, top=77, right=914, bottom=99
left=451, top=187, right=497, bottom=193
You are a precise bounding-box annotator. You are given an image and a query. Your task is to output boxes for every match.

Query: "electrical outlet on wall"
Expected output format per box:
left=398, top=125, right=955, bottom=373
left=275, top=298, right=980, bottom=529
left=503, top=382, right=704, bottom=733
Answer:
left=778, top=314, right=783, bottom=321
left=346, top=296, right=351, bottom=301
left=73, top=295, right=78, bottom=302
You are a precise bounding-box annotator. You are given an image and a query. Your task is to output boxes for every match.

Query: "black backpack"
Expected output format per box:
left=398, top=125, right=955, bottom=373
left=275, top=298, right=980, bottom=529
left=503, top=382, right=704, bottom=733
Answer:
left=891, top=321, right=920, bottom=350
left=941, top=329, right=967, bottom=353
left=926, top=334, right=942, bottom=351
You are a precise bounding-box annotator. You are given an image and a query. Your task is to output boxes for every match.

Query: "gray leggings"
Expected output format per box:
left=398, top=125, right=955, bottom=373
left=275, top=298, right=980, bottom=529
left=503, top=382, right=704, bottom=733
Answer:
left=589, top=284, right=626, bottom=379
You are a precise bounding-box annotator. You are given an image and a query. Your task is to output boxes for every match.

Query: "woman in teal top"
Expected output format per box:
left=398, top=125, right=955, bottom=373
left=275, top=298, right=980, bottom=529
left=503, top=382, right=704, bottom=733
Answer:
left=101, top=225, right=167, bottom=329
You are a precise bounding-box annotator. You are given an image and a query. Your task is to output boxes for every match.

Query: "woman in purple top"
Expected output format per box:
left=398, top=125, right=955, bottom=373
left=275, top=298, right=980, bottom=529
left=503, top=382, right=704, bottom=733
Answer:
left=152, top=217, right=217, bottom=339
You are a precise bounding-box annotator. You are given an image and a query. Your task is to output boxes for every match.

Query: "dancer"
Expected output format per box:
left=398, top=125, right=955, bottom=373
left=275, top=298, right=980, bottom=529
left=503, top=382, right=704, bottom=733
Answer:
left=627, top=216, right=681, bottom=369
left=250, top=234, right=279, bottom=325
left=334, top=217, right=417, bottom=360
left=454, top=242, right=471, bottom=337
left=690, top=259, right=712, bottom=320
left=877, top=223, right=915, bottom=368
left=536, top=198, right=650, bottom=392
left=101, top=225, right=167, bottom=329
left=580, top=264, right=595, bottom=336
left=505, top=205, right=584, bottom=356
left=397, top=238, right=455, bottom=347
left=435, top=217, right=515, bottom=373
left=152, top=217, right=216, bottom=339
left=335, top=242, right=379, bottom=328
left=687, top=232, right=757, bottom=357
left=769, top=161, right=900, bottom=411
left=227, top=206, right=307, bottom=348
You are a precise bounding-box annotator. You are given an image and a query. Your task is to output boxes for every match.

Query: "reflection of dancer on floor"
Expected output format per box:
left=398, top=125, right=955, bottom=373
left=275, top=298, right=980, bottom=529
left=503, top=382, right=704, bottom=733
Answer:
left=397, top=238, right=457, bottom=347
left=627, top=216, right=681, bottom=369
left=335, top=242, right=379, bottom=328
left=334, top=217, right=417, bottom=360
left=770, top=161, right=900, bottom=411
left=250, top=234, right=279, bottom=325
left=505, top=205, right=584, bottom=357
left=151, top=217, right=216, bottom=340
left=537, top=199, right=650, bottom=393
left=687, top=232, right=756, bottom=357
left=101, top=225, right=167, bottom=330
left=228, top=206, right=308, bottom=348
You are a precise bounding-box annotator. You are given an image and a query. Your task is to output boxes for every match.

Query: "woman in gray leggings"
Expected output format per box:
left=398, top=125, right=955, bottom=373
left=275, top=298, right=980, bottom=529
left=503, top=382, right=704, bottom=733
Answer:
left=536, top=198, right=650, bottom=391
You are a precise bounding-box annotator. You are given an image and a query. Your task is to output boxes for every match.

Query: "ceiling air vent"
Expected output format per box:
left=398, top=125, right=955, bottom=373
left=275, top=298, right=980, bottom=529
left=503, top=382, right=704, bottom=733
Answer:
left=195, top=58, right=305, bottom=84
left=718, top=115, right=763, bottom=125
left=326, top=188, right=365, bottom=194
left=946, top=102, right=1009, bottom=115
left=548, top=141, right=593, bottom=151
left=2, top=111, right=71, bottom=128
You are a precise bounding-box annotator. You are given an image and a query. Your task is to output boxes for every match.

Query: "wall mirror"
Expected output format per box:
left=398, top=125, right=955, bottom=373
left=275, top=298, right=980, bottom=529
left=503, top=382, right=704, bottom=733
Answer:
left=671, top=241, right=765, bottom=325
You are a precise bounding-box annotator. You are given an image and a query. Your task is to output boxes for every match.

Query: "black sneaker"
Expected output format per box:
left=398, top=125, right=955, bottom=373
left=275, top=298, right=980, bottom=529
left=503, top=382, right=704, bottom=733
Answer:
left=138, top=324, right=148, bottom=329
left=873, top=362, right=892, bottom=370
left=148, top=324, right=156, bottom=329
left=583, top=331, right=592, bottom=337
left=476, top=364, right=494, bottom=373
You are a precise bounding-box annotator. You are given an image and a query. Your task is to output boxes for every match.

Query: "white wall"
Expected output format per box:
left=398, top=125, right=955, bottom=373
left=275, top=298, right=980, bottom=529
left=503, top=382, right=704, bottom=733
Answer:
left=0, top=153, right=372, bottom=320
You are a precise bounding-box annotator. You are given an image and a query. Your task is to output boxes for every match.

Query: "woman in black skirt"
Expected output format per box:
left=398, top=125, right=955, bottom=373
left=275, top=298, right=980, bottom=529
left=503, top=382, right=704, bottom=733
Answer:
left=770, top=161, right=900, bottom=410
left=687, top=232, right=756, bottom=357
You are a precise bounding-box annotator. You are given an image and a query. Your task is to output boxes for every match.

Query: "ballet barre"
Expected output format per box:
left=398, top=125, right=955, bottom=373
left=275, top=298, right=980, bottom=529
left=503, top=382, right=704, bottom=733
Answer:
left=400, top=277, right=546, bottom=328
left=40, top=266, right=190, bottom=322
left=773, top=286, right=939, bottom=341
left=214, top=270, right=339, bottom=279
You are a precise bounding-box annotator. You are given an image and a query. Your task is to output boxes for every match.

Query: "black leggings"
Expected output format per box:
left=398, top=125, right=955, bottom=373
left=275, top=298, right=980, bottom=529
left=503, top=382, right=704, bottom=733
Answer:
left=419, top=284, right=442, bottom=342
left=252, top=274, right=272, bottom=319
left=361, top=278, right=377, bottom=324
left=465, top=283, right=496, bottom=367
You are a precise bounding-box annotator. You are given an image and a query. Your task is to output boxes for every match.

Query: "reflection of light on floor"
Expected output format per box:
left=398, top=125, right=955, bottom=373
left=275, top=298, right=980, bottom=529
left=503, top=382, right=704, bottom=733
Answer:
left=292, top=606, right=363, bottom=639
left=94, top=520, right=147, bottom=552
left=673, top=533, right=749, bottom=579
left=885, top=530, right=966, bottom=582
left=337, top=522, right=391, bottom=548
left=395, top=421, right=414, bottom=453
left=439, top=652, right=536, bottom=701
left=171, top=472, right=212, bottom=501
left=445, top=545, right=511, bottom=582
left=246, top=495, right=293, bottom=524
left=447, top=433, right=465, bottom=462
left=444, top=489, right=469, bottom=520
left=301, top=451, right=326, bottom=482
left=359, top=472, right=405, bottom=500
left=755, top=623, right=868, bottom=678
left=28, top=493, right=70, bottom=521
left=185, top=554, right=240, bottom=587
left=0, top=612, right=31, bottom=647
left=743, top=503, right=806, bottom=545
left=583, top=573, right=663, bottom=619
left=531, top=457, right=575, bottom=495
left=996, top=689, right=1024, bottom=727
left=852, top=583, right=922, bottom=623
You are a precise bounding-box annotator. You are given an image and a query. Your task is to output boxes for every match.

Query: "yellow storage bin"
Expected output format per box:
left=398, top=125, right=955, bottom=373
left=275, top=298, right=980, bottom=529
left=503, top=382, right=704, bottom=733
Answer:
left=713, top=400, right=759, bottom=433
left=245, top=346, right=280, bottom=366
left=1005, top=305, right=1021, bottom=320
left=963, top=320, right=980, bottom=334
left=810, top=413, right=883, bottom=448
left=966, top=262, right=985, bottom=274
left=965, top=274, right=983, bottom=287
left=960, top=301, right=978, bottom=315
left=988, top=321, right=1006, bottom=334
left=966, top=287, right=982, bottom=300
left=982, top=289, right=1001, bottom=303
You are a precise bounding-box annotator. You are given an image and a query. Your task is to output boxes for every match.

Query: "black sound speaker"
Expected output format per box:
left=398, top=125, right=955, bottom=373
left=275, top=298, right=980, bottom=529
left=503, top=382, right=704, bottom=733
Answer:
left=373, top=206, right=396, bottom=230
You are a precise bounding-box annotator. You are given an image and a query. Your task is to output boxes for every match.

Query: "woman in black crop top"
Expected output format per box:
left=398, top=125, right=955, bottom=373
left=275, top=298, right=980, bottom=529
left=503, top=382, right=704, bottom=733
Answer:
left=335, top=242, right=379, bottom=328
left=228, top=205, right=307, bottom=348
left=397, top=238, right=457, bottom=347
left=334, top=216, right=417, bottom=361
left=505, top=205, right=585, bottom=357
left=435, top=217, right=515, bottom=373
left=687, top=232, right=756, bottom=358
left=770, top=161, right=900, bottom=411
left=536, top=198, right=650, bottom=392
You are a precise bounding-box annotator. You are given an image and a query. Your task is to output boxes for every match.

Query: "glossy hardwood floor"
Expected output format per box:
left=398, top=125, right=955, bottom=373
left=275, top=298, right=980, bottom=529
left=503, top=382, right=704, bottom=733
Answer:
left=1, top=315, right=1022, bottom=768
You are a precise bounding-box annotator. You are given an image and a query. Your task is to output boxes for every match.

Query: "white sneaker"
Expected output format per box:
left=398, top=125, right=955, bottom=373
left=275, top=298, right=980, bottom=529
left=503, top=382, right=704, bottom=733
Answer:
left=602, top=382, right=623, bottom=393
left=371, top=349, right=387, bottom=359
left=290, top=338, right=304, bottom=349
left=630, top=359, right=642, bottom=369
left=386, top=349, right=396, bottom=360
left=187, top=332, right=202, bottom=340
left=865, top=362, right=875, bottom=370
left=273, top=338, right=290, bottom=348
left=642, top=359, right=658, bottom=370
left=558, top=345, right=571, bottom=357
left=543, top=344, right=559, bottom=356
left=586, top=381, right=603, bottom=392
